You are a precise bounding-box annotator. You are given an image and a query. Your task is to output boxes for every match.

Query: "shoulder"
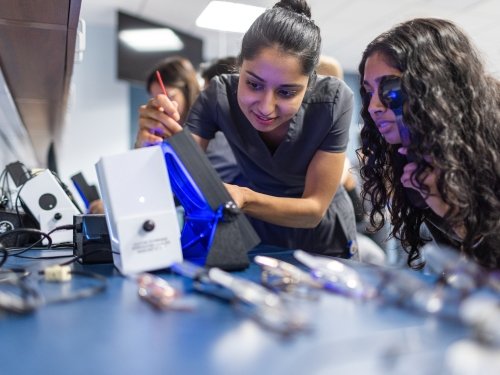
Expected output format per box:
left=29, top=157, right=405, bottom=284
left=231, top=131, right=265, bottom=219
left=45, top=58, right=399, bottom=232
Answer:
left=206, top=73, right=239, bottom=97
left=187, top=74, right=239, bottom=137
left=200, top=74, right=239, bottom=117
left=193, top=73, right=238, bottom=114
left=303, top=75, right=353, bottom=104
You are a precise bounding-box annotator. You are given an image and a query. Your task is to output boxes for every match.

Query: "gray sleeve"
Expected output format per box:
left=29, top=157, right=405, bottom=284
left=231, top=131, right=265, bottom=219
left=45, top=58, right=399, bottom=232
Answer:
left=319, top=82, right=354, bottom=153
left=185, top=78, right=221, bottom=141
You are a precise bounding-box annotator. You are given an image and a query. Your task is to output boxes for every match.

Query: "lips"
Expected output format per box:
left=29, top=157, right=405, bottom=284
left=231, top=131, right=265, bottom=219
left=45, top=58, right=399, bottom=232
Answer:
left=254, top=112, right=278, bottom=126
left=376, top=120, right=394, bottom=134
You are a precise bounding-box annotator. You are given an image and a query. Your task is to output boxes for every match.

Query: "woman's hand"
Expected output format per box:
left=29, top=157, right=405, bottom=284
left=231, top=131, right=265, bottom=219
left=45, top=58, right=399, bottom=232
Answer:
left=88, top=199, right=104, bottom=214
left=399, top=147, right=449, bottom=217
left=223, top=183, right=248, bottom=209
left=135, top=94, right=184, bottom=148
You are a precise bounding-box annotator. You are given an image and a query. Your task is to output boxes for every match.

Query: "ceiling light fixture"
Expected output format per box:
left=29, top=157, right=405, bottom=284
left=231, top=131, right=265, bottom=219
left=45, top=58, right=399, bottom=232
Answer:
left=118, top=28, right=184, bottom=52
left=196, top=1, right=265, bottom=33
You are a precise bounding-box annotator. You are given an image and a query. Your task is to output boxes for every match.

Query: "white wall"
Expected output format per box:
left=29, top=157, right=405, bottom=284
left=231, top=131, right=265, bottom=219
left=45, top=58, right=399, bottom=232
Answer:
left=58, top=24, right=129, bottom=188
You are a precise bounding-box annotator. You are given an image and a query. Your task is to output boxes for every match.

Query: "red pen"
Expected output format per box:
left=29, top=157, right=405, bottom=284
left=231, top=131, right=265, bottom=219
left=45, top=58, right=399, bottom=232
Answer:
left=155, top=70, right=168, bottom=96
left=154, top=70, right=180, bottom=124
left=155, top=70, right=169, bottom=114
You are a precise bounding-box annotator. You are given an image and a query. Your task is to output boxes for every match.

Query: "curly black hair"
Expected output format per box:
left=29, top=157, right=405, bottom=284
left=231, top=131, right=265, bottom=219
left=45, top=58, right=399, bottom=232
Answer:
left=357, top=18, right=500, bottom=269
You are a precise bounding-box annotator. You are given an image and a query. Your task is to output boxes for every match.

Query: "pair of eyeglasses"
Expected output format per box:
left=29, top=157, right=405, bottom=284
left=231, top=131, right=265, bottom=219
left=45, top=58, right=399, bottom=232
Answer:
left=379, top=76, right=405, bottom=113
left=290, top=250, right=463, bottom=320
left=373, top=265, right=463, bottom=319
left=293, top=250, right=378, bottom=300
left=0, top=268, right=41, bottom=313
left=254, top=251, right=375, bottom=300
left=377, top=75, right=415, bottom=149
left=172, top=261, right=309, bottom=335
left=136, top=273, right=196, bottom=311
left=253, top=255, right=322, bottom=299
left=460, top=295, right=500, bottom=347
left=422, top=243, right=500, bottom=294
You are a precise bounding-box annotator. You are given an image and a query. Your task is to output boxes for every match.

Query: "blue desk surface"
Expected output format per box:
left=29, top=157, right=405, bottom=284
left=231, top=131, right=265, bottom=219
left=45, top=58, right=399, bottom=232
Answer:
left=0, top=246, right=469, bottom=375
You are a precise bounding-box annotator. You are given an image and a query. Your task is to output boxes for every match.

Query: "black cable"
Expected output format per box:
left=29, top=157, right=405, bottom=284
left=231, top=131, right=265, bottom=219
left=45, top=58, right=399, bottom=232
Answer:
left=10, top=225, right=75, bottom=261
left=0, top=268, right=42, bottom=313
left=0, top=228, right=53, bottom=258
left=1, top=228, right=52, bottom=250
left=0, top=232, right=107, bottom=312
left=49, top=171, right=83, bottom=214
left=0, top=224, right=79, bottom=262
left=0, top=168, right=8, bottom=209
left=13, top=254, right=74, bottom=260
left=59, top=248, right=116, bottom=266
left=0, top=268, right=30, bottom=279
left=5, top=225, right=75, bottom=260
left=51, top=242, right=75, bottom=249
left=0, top=245, right=7, bottom=268
left=6, top=246, right=73, bottom=258
left=49, top=224, right=75, bottom=233
left=37, top=268, right=107, bottom=304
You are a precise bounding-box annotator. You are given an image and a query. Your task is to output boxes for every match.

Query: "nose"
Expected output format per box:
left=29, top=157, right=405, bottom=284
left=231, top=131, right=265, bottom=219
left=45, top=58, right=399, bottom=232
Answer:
left=368, top=90, right=386, bottom=116
left=257, top=89, right=276, bottom=116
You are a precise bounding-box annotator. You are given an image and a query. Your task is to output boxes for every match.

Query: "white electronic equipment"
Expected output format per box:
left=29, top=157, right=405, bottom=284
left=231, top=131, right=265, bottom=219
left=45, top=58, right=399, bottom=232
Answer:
left=95, top=146, right=183, bottom=275
left=18, top=169, right=81, bottom=244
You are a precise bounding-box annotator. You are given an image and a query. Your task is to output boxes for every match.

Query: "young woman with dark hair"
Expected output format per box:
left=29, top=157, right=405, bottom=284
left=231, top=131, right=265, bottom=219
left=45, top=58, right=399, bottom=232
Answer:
left=358, top=18, right=500, bottom=269
left=135, top=0, right=358, bottom=258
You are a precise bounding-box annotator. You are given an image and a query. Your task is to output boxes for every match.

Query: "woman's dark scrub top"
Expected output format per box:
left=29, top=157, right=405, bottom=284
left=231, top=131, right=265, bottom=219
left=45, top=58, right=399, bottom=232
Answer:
left=186, top=74, right=358, bottom=258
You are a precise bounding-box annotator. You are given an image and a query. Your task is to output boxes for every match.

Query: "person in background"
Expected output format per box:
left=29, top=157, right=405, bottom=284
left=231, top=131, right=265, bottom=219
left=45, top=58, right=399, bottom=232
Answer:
left=317, top=55, right=386, bottom=265
left=143, top=56, right=200, bottom=126
left=136, top=0, right=358, bottom=258
left=316, top=55, right=362, bottom=220
left=358, top=18, right=500, bottom=269
left=200, top=56, right=238, bottom=89
left=317, top=55, right=343, bottom=80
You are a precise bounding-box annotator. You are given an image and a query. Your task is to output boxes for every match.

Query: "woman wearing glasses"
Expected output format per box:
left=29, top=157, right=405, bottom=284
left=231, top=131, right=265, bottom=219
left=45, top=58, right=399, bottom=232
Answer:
left=358, top=18, right=500, bottom=269
left=136, top=0, right=358, bottom=258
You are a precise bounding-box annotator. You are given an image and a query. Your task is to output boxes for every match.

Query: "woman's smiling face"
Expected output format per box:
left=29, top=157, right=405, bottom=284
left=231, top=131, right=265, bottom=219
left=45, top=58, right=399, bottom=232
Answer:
left=237, top=46, right=309, bottom=134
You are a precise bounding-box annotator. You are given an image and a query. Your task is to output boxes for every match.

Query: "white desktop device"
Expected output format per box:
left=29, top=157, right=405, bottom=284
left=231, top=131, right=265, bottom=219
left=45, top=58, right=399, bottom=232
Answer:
left=18, top=169, right=81, bottom=244
left=95, top=146, right=183, bottom=275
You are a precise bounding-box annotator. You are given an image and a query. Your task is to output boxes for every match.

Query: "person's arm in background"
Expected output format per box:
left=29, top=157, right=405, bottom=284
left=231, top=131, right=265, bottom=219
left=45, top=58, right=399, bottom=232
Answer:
left=88, top=199, right=104, bottom=214
left=341, top=158, right=364, bottom=223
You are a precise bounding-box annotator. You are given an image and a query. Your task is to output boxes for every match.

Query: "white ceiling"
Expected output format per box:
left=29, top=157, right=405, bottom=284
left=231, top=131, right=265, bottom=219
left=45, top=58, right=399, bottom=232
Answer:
left=80, top=0, right=500, bottom=76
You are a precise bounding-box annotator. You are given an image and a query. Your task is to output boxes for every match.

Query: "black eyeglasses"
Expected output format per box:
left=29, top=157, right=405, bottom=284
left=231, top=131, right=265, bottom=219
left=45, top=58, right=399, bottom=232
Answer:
left=136, top=273, right=196, bottom=311
left=379, top=75, right=405, bottom=115
left=253, top=255, right=322, bottom=299
left=293, top=250, right=378, bottom=300
left=422, top=243, right=500, bottom=294
left=292, top=250, right=466, bottom=320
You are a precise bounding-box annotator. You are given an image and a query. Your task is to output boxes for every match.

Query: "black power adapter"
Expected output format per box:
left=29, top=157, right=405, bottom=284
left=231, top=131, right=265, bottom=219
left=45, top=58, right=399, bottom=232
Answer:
left=73, top=214, right=113, bottom=264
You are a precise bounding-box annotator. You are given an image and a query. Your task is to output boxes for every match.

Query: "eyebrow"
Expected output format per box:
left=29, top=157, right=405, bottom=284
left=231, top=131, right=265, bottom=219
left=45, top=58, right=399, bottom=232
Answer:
left=245, top=70, right=305, bottom=89
left=363, top=75, right=389, bottom=88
